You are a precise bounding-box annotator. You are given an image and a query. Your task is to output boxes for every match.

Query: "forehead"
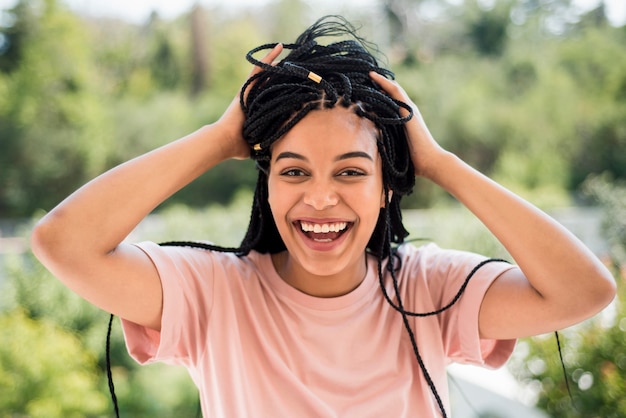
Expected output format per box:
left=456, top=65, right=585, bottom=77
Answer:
left=270, top=106, right=379, bottom=157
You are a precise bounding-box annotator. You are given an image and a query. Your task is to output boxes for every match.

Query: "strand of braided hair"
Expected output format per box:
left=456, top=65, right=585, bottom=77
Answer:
left=162, top=15, right=457, bottom=417
left=104, top=16, right=569, bottom=418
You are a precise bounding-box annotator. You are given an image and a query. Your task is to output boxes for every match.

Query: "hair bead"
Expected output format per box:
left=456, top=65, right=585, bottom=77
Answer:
left=307, top=71, right=322, bottom=83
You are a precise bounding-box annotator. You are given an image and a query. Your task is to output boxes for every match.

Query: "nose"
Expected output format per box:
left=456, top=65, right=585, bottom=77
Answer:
left=303, top=179, right=339, bottom=210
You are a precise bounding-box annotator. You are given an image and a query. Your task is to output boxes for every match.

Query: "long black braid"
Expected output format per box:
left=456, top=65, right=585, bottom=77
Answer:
left=166, top=14, right=459, bottom=416
left=105, top=15, right=569, bottom=418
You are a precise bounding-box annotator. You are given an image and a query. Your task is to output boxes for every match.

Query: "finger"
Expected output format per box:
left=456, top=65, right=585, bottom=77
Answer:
left=369, top=71, right=414, bottom=118
left=249, top=43, right=283, bottom=77
left=240, top=43, right=284, bottom=101
left=369, top=71, right=407, bottom=101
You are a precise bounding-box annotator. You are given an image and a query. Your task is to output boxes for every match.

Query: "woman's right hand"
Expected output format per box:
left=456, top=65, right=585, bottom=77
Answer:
left=215, top=43, right=284, bottom=161
left=368, top=71, right=448, bottom=181
left=30, top=43, right=284, bottom=331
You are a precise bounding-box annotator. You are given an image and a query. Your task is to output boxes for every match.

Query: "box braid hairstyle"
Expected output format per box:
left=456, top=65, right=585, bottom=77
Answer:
left=106, top=15, right=570, bottom=418
left=165, top=14, right=464, bottom=416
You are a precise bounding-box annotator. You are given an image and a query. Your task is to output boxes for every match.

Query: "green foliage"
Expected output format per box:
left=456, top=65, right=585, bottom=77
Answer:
left=0, top=309, right=108, bottom=417
left=208, top=15, right=266, bottom=97
left=402, top=204, right=510, bottom=259
left=1, top=0, right=625, bottom=217
left=0, top=0, right=34, bottom=73
left=0, top=0, right=111, bottom=217
left=395, top=12, right=625, bottom=207
left=150, top=28, right=184, bottom=91
left=466, top=1, right=512, bottom=56
left=560, top=27, right=626, bottom=188
left=583, top=175, right=626, bottom=267
left=148, top=189, right=253, bottom=246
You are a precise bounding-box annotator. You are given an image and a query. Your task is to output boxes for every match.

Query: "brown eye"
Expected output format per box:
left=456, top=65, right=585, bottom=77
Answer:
left=339, top=169, right=365, bottom=177
left=281, top=169, right=307, bottom=177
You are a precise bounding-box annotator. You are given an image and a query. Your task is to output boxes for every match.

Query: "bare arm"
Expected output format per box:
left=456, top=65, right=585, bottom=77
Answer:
left=371, top=72, right=616, bottom=340
left=31, top=45, right=284, bottom=331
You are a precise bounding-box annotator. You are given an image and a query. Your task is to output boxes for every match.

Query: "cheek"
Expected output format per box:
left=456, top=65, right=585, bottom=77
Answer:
left=350, top=184, right=385, bottom=222
left=266, top=179, right=280, bottom=216
left=266, top=178, right=294, bottom=222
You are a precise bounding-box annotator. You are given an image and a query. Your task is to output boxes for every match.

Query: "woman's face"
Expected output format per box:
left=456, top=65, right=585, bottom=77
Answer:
left=267, top=106, right=386, bottom=296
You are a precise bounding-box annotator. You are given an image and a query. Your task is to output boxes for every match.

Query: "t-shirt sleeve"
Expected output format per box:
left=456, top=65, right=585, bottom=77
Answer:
left=451, top=257, right=517, bottom=369
left=408, top=243, right=517, bottom=369
left=120, top=241, right=215, bottom=367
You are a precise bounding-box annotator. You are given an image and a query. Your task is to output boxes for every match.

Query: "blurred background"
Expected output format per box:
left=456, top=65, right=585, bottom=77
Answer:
left=0, top=0, right=624, bottom=416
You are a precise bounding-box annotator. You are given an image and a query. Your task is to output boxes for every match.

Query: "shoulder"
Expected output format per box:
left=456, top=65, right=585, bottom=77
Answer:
left=394, top=242, right=514, bottom=286
left=132, top=241, right=266, bottom=281
left=395, top=242, right=482, bottom=271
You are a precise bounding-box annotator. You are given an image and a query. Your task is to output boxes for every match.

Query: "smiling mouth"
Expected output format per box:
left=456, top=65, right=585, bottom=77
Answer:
left=297, top=221, right=351, bottom=242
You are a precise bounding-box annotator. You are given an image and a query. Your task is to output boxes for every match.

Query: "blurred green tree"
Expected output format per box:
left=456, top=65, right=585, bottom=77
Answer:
left=0, top=309, right=108, bottom=417
left=0, top=0, right=34, bottom=73
left=149, top=16, right=184, bottom=91
left=467, top=1, right=511, bottom=56
left=558, top=25, right=626, bottom=189
left=393, top=0, right=626, bottom=207
left=0, top=0, right=111, bottom=217
left=1, top=0, right=625, bottom=216
left=190, top=4, right=210, bottom=96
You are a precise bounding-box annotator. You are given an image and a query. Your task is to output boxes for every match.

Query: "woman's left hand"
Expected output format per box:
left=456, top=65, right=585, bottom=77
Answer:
left=369, top=71, right=448, bottom=181
left=370, top=71, right=616, bottom=340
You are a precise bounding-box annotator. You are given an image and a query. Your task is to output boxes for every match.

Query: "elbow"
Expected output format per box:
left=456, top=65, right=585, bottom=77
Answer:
left=558, top=267, right=618, bottom=327
left=30, top=212, right=66, bottom=267
left=31, top=215, right=54, bottom=263
left=586, top=267, right=618, bottom=317
left=599, top=271, right=618, bottom=307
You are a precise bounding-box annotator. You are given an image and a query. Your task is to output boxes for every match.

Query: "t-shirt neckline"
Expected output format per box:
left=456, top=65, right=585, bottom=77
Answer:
left=252, top=251, right=380, bottom=311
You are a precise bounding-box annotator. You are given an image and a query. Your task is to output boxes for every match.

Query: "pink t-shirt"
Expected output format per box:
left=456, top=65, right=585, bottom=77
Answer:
left=122, top=242, right=516, bottom=417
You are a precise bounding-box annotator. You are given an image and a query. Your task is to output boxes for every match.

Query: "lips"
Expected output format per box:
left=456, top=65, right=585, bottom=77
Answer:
left=297, top=220, right=351, bottom=243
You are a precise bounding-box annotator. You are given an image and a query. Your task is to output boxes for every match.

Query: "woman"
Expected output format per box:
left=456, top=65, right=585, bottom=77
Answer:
left=31, top=16, right=615, bottom=417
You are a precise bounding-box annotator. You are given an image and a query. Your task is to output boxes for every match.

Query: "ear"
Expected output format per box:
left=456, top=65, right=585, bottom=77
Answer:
left=380, top=188, right=393, bottom=208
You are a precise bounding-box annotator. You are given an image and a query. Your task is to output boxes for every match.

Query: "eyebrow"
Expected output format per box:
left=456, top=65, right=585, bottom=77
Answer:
left=274, top=151, right=374, bottom=162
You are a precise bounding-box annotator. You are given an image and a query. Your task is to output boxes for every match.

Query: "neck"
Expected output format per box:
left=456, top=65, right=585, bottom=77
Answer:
left=271, top=252, right=368, bottom=298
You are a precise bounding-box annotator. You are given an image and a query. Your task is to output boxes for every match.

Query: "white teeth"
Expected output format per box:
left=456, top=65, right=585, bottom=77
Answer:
left=300, top=221, right=348, bottom=233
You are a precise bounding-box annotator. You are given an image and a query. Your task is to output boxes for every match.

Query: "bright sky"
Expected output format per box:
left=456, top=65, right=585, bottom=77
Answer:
left=0, top=0, right=375, bottom=23
left=0, top=0, right=624, bottom=26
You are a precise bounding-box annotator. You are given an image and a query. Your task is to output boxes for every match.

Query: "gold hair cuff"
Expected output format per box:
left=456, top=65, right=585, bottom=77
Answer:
left=253, top=143, right=262, bottom=151
left=308, top=71, right=322, bottom=83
